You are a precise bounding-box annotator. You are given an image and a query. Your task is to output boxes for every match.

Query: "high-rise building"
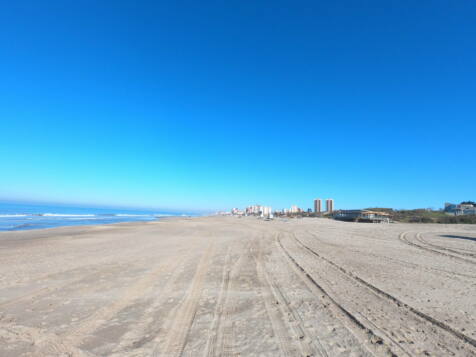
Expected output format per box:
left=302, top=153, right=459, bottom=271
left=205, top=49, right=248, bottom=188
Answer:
left=252, top=205, right=262, bottom=215
left=290, top=205, right=299, bottom=213
left=314, top=199, right=322, bottom=213
left=326, top=199, right=334, bottom=212
left=261, top=206, right=273, bottom=218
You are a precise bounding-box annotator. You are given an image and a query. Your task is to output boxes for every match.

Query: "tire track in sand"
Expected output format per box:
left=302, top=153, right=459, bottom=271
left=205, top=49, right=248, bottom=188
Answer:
left=204, top=240, right=250, bottom=357
left=298, top=232, right=476, bottom=352
left=399, top=232, right=476, bottom=266
left=215, top=244, right=251, bottom=357
left=415, top=232, right=476, bottom=258
left=253, top=236, right=326, bottom=357
left=153, top=240, right=216, bottom=357
left=251, top=241, right=295, bottom=357
left=276, top=233, right=393, bottom=357
left=202, top=247, right=232, bottom=357
left=304, top=229, right=476, bottom=280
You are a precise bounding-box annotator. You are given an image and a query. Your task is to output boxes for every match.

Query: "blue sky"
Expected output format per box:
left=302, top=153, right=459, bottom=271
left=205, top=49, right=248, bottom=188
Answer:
left=0, top=1, right=475, bottom=211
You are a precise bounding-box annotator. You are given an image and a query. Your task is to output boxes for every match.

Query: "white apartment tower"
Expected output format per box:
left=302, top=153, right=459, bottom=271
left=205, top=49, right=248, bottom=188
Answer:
left=326, top=199, right=334, bottom=213
left=261, top=206, right=273, bottom=218
left=314, top=199, right=322, bottom=213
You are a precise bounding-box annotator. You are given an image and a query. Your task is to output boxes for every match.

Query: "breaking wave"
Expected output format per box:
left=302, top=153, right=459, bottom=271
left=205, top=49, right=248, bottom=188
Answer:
left=40, top=213, right=96, bottom=217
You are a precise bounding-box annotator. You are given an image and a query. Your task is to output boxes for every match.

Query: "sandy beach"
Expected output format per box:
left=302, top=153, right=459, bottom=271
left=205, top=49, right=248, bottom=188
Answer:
left=1, top=216, right=475, bottom=356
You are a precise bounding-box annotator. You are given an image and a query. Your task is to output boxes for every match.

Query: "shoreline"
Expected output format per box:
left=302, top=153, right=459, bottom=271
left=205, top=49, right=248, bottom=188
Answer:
left=0, top=218, right=159, bottom=236
left=0, top=215, right=199, bottom=235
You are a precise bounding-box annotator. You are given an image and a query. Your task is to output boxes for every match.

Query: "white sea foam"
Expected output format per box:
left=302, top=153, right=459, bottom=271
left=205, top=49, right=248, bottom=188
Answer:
left=65, top=217, right=98, bottom=220
left=115, top=214, right=151, bottom=217
left=0, top=214, right=28, bottom=217
left=42, top=213, right=96, bottom=217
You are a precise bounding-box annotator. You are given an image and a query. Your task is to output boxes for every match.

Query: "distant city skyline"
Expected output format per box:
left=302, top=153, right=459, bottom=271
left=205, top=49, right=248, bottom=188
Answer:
left=0, top=192, right=471, bottom=214
left=232, top=197, right=335, bottom=216
left=0, top=1, right=475, bottom=210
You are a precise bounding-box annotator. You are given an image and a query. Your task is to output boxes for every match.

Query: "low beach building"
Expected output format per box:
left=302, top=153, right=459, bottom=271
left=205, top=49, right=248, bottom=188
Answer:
left=334, top=210, right=391, bottom=223
left=444, top=202, right=476, bottom=215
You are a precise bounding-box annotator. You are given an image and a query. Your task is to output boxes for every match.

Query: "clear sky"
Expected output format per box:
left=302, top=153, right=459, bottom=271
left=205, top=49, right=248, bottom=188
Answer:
left=0, top=1, right=475, bottom=211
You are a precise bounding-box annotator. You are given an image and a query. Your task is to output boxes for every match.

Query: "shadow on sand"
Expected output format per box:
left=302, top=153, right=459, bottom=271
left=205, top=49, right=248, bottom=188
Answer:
left=440, top=235, right=476, bottom=242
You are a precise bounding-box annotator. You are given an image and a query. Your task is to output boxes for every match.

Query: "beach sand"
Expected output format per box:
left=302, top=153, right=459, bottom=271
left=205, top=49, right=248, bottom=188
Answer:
left=1, top=216, right=475, bottom=356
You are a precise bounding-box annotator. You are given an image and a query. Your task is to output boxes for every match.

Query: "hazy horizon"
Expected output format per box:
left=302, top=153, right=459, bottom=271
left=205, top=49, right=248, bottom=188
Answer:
left=0, top=198, right=211, bottom=214
left=0, top=197, right=462, bottom=213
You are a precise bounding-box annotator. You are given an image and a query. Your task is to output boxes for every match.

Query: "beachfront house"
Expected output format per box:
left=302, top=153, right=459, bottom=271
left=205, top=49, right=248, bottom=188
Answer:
left=334, top=210, right=391, bottom=223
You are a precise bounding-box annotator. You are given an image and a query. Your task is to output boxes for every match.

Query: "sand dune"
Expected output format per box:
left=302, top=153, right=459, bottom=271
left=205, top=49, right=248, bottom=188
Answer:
left=1, top=216, right=475, bottom=356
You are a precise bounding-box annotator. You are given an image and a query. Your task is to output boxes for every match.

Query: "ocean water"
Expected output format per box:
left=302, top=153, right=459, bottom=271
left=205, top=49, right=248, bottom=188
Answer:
left=0, top=202, right=187, bottom=231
